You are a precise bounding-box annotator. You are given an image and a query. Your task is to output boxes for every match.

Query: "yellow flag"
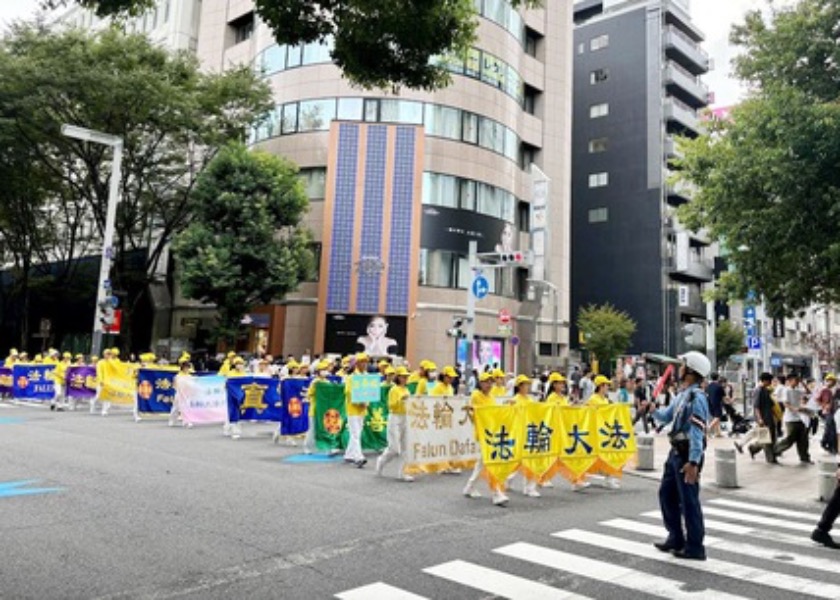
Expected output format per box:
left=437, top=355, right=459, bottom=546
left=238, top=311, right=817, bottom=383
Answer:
left=520, top=403, right=560, bottom=483
left=555, top=407, right=598, bottom=483
left=590, top=404, right=637, bottom=477
left=99, top=359, right=136, bottom=405
left=474, top=404, right=524, bottom=490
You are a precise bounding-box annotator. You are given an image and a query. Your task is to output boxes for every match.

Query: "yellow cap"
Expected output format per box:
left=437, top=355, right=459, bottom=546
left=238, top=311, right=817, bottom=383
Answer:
left=442, top=366, right=458, bottom=378
left=492, top=369, right=505, bottom=379
left=62, top=352, right=72, bottom=359
left=9, top=348, right=17, bottom=355
left=316, top=359, right=331, bottom=370
left=548, top=372, right=566, bottom=383
left=424, top=361, right=438, bottom=372
left=355, top=352, right=370, bottom=362
left=479, top=372, right=494, bottom=382
left=341, top=356, right=351, bottom=365
left=594, top=375, right=610, bottom=387
left=395, top=366, right=411, bottom=377
left=826, top=373, right=837, bottom=381
left=74, top=354, right=84, bottom=361
left=515, top=374, right=531, bottom=387
left=48, top=348, right=58, bottom=355
left=286, top=360, right=299, bottom=370
left=384, top=366, right=396, bottom=376
left=110, top=348, right=120, bottom=356
left=233, top=357, right=245, bottom=365
left=227, top=351, right=237, bottom=358
left=140, top=352, right=156, bottom=362
left=378, top=360, right=390, bottom=367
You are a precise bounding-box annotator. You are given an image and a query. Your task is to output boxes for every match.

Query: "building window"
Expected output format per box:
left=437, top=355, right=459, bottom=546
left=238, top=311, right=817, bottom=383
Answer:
left=230, top=12, right=255, bottom=45
left=590, top=68, right=609, bottom=84
left=588, top=137, right=608, bottom=153
left=307, top=243, right=322, bottom=281
left=590, top=34, right=609, bottom=51
left=588, top=172, right=609, bottom=188
left=525, top=29, right=539, bottom=57
left=589, top=102, right=609, bottom=119
left=578, top=43, right=585, bottom=55
left=524, top=86, right=537, bottom=115
left=299, top=168, right=326, bottom=200
left=588, top=208, right=609, bottom=223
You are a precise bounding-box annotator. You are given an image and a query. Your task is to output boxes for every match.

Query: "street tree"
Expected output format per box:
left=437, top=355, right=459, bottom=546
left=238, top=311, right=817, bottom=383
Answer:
left=715, top=320, right=744, bottom=368
left=46, top=0, right=540, bottom=90
left=577, top=304, right=636, bottom=374
left=677, top=0, right=840, bottom=317
left=0, top=25, right=272, bottom=351
left=173, top=143, right=314, bottom=344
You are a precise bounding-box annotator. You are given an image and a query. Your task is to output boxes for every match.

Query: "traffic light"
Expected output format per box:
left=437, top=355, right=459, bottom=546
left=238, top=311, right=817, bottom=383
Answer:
left=98, top=300, right=115, bottom=328
left=447, top=317, right=465, bottom=338
left=682, top=322, right=705, bottom=348
left=499, top=251, right=528, bottom=265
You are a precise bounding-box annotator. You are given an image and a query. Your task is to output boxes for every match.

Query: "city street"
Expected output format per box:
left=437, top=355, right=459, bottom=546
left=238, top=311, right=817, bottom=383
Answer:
left=2, top=401, right=840, bottom=599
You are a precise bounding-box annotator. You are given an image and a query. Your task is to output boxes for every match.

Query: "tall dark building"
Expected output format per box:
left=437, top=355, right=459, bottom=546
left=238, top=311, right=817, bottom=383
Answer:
left=571, top=0, right=711, bottom=356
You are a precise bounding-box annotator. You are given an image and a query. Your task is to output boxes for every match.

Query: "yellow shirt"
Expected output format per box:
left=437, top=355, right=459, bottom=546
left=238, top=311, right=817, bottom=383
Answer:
left=470, top=389, right=495, bottom=408
left=430, top=381, right=454, bottom=397
left=408, top=372, right=420, bottom=384
left=388, top=384, right=409, bottom=415
left=345, top=372, right=369, bottom=417
left=415, top=377, right=429, bottom=396
left=54, top=360, right=70, bottom=384
left=4, top=357, right=15, bottom=368
left=546, top=392, right=569, bottom=406
left=307, top=376, right=325, bottom=417
left=491, top=385, right=507, bottom=398
left=513, top=393, right=534, bottom=407
left=218, top=359, right=231, bottom=376
left=587, top=392, right=610, bottom=406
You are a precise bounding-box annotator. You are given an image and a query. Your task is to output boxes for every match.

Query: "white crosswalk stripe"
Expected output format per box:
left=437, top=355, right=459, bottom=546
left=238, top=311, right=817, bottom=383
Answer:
left=336, top=496, right=840, bottom=599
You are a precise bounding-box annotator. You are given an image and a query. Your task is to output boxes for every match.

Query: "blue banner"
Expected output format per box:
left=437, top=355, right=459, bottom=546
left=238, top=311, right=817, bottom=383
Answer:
left=280, top=378, right=311, bottom=435
left=12, top=365, right=55, bottom=401
left=66, top=366, right=97, bottom=399
left=226, top=376, right=283, bottom=423
left=137, top=368, right=176, bottom=413
left=0, top=367, right=11, bottom=395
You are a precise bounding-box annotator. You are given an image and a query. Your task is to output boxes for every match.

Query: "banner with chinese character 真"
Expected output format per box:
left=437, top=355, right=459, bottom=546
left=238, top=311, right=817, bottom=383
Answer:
left=99, top=360, right=136, bottom=405
left=0, top=367, right=13, bottom=395
left=519, top=403, right=560, bottom=483
left=12, top=365, right=56, bottom=401
left=404, top=395, right=478, bottom=474
left=179, top=375, right=227, bottom=425
left=555, top=407, right=599, bottom=483
left=360, top=386, right=389, bottom=451
left=280, top=378, right=311, bottom=436
left=590, top=404, right=636, bottom=477
left=226, top=376, right=283, bottom=423
left=136, top=368, right=175, bottom=413
left=474, top=404, right=525, bottom=490
left=65, top=366, right=97, bottom=400
left=313, top=382, right=347, bottom=451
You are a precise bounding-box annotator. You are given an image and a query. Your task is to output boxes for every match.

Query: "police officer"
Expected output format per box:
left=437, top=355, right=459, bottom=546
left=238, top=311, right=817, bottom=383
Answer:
left=652, top=351, right=711, bottom=561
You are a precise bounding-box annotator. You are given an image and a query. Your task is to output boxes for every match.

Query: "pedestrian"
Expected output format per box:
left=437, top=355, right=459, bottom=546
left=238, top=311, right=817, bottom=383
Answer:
left=50, top=352, right=72, bottom=411
left=463, top=372, right=509, bottom=506
left=580, top=371, right=595, bottom=402
left=773, top=372, right=814, bottom=464
left=652, top=350, right=711, bottom=561
left=632, top=376, right=653, bottom=433
left=302, top=359, right=330, bottom=455
left=812, top=461, right=840, bottom=548
left=344, top=353, right=370, bottom=468
left=375, top=366, right=414, bottom=481
left=491, top=368, right=507, bottom=398
left=819, top=374, right=839, bottom=454
left=409, top=360, right=435, bottom=396
left=168, top=360, right=193, bottom=428
left=706, top=373, right=725, bottom=437
left=747, top=372, right=780, bottom=463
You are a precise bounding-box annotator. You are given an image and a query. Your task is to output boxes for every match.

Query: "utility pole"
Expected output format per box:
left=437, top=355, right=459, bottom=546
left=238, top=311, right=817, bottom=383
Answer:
left=464, top=241, right=478, bottom=381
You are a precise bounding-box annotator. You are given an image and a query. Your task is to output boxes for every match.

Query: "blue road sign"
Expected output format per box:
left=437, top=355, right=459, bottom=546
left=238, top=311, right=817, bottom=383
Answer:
left=747, top=336, right=761, bottom=351
left=472, top=275, right=489, bottom=300
left=510, top=336, right=520, bottom=346
left=109, top=296, right=119, bottom=308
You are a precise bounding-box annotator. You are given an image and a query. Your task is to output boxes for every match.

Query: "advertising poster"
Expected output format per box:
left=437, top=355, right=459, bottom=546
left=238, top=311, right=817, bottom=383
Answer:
left=421, top=205, right=514, bottom=254
left=323, top=313, right=407, bottom=358
left=457, top=338, right=504, bottom=373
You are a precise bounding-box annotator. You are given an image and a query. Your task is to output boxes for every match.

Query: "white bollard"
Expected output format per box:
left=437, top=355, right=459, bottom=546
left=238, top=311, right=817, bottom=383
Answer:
left=636, top=436, right=655, bottom=471
left=714, top=447, right=738, bottom=488
left=818, top=459, right=838, bottom=502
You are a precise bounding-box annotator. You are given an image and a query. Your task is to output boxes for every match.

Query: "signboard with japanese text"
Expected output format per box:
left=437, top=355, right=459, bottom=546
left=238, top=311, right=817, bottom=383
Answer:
left=404, top=396, right=479, bottom=474
left=349, top=373, right=381, bottom=404
left=179, top=375, right=227, bottom=426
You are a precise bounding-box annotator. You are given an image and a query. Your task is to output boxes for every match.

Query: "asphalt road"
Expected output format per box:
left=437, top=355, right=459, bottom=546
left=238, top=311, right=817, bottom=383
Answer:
left=2, top=401, right=839, bottom=600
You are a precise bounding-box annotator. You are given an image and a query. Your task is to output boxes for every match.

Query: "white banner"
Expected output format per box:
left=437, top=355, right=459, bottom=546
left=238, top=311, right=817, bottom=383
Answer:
left=404, top=395, right=479, bottom=473
left=179, top=375, right=227, bottom=426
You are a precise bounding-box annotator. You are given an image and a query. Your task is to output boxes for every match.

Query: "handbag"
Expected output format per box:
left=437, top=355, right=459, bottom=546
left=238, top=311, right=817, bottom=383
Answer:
left=755, top=426, right=772, bottom=445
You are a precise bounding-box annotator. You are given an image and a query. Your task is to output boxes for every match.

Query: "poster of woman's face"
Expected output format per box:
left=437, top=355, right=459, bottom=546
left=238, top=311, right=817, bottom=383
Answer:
left=456, top=338, right=503, bottom=371
left=324, top=314, right=407, bottom=357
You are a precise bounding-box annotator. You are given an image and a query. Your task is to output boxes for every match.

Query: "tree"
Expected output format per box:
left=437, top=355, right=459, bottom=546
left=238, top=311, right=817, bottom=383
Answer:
left=0, top=25, right=272, bottom=351
left=173, top=143, right=314, bottom=344
left=677, top=0, right=840, bottom=318
left=48, top=0, right=539, bottom=90
left=715, top=320, right=744, bottom=368
left=577, top=304, right=636, bottom=374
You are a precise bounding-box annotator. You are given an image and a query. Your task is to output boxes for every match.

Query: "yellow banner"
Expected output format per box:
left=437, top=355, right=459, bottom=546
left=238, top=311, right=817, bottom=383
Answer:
left=520, top=403, right=559, bottom=483
left=556, top=407, right=598, bottom=483
left=591, top=404, right=637, bottom=477
left=474, top=405, right=525, bottom=490
left=99, top=359, right=136, bottom=405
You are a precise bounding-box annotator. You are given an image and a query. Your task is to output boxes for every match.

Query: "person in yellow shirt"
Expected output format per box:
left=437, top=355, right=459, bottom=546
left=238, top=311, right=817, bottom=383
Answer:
left=511, top=375, right=535, bottom=406
left=4, top=348, right=19, bottom=368
left=302, top=359, right=331, bottom=455
left=344, top=353, right=371, bottom=467
left=375, top=366, right=414, bottom=481
left=43, top=349, right=59, bottom=366
left=546, top=373, right=569, bottom=406
left=430, top=366, right=458, bottom=396
left=99, top=348, right=122, bottom=417
left=587, top=375, right=612, bottom=406
left=50, top=352, right=72, bottom=411
left=463, top=372, right=509, bottom=506
left=382, top=366, right=396, bottom=386
left=90, top=349, right=110, bottom=415
left=413, top=361, right=436, bottom=396
left=336, top=356, right=352, bottom=379
left=218, top=351, right=237, bottom=376
left=491, top=369, right=507, bottom=398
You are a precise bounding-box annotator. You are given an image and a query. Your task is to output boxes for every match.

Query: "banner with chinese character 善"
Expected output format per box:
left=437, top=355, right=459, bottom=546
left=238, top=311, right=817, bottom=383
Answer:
left=360, top=386, right=389, bottom=452
left=136, top=368, right=175, bottom=413
left=279, top=378, right=311, bottom=436
left=474, top=404, right=525, bottom=490
left=0, top=367, right=12, bottom=396
left=179, top=375, right=227, bottom=425
left=312, top=382, right=391, bottom=452
left=12, top=365, right=56, bottom=401
left=226, top=376, right=283, bottom=423
left=65, top=366, right=97, bottom=401
left=99, top=359, right=136, bottom=405
left=403, top=395, right=478, bottom=474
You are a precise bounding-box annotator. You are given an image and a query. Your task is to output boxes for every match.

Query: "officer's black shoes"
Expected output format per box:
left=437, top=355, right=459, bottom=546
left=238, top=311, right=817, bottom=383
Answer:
left=811, top=528, right=840, bottom=549
left=653, top=540, right=683, bottom=553
left=673, top=549, right=707, bottom=561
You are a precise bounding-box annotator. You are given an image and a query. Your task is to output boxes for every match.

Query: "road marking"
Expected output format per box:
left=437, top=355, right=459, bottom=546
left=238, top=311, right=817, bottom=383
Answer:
left=283, top=454, right=345, bottom=464
left=552, top=529, right=840, bottom=599
left=495, top=542, right=747, bottom=599
left=335, top=582, right=428, bottom=600
left=602, top=518, right=839, bottom=572
left=424, top=559, right=591, bottom=599
left=0, top=480, right=62, bottom=499
left=708, top=497, right=821, bottom=521
left=0, top=417, right=25, bottom=424
left=701, top=506, right=815, bottom=532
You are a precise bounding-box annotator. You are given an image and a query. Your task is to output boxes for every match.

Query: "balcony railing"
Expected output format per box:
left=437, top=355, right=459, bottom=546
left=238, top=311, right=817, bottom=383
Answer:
left=665, top=25, right=709, bottom=75
left=665, top=61, right=709, bottom=108
left=665, top=97, right=700, bottom=135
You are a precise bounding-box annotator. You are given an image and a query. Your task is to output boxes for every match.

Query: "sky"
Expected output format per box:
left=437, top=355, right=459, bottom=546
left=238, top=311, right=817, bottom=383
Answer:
left=0, top=0, right=796, bottom=108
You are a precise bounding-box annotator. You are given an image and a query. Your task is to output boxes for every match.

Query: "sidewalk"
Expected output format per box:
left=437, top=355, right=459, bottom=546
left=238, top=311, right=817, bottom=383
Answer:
left=629, top=431, right=837, bottom=509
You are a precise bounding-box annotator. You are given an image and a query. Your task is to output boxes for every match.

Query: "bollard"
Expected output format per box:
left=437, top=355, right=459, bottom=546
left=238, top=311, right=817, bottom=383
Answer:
left=714, top=447, right=738, bottom=488
left=818, top=460, right=838, bottom=502
left=636, top=436, right=655, bottom=471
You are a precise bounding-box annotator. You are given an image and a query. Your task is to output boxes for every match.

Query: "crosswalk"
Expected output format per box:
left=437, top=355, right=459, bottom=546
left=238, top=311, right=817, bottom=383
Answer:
left=335, top=496, right=840, bottom=599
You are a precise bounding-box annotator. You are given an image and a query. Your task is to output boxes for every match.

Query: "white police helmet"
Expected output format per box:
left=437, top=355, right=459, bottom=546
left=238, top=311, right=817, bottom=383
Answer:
left=678, top=351, right=711, bottom=379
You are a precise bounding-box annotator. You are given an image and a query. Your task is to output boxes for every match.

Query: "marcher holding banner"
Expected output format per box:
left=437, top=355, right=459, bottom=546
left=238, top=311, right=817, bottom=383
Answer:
left=303, top=360, right=330, bottom=454
left=508, top=375, right=541, bottom=498
left=376, top=367, right=413, bottom=481
left=169, top=361, right=193, bottom=428
left=50, top=352, right=72, bottom=411
left=463, top=373, right=509, bottom=506
left=430, top=366, right=457, bottom=397
left=344, top=353, right=371, bottom=467
left=580, top=375, right=621, bottom=490
left=546, top=373, right=569, bottom=405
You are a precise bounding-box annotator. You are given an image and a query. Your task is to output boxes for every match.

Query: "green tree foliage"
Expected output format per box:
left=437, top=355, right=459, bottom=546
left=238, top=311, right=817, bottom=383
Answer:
left=715, top=320, right=744, bottom=367
left=173, top=144, right=313, bottom=343
left=0, top=25, right=272, bottom=350
left=52, top=0, right=539, bottom=90
left=577, top=304, right=636, bottom=372
left=677, top=0, right=840, bottom=317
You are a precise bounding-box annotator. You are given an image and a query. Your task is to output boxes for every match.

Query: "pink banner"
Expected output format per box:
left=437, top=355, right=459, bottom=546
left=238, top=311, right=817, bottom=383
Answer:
left=178, top=375, right=227, bottom=425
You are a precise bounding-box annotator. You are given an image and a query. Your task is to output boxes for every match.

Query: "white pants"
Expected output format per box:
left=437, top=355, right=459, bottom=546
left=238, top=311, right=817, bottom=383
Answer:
left=506, top=470, right=538, bottom=494
left=168, top=399, right=182, bottom=425
left=303, top=414, right=316, bottom=453
left=52, top=383, right=65, bottom=408
left=378, top=414, right=406, bottom=477
left=344, top=415, right=365, bottom=461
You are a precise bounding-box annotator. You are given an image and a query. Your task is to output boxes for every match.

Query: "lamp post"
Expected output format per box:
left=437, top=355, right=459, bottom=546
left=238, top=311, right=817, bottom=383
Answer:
left=61, top=124, right=123, bottom=358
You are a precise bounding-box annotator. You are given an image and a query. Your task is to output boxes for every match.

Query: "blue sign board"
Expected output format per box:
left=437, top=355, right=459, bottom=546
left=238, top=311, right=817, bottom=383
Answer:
left=747, top=336, right=761, bottom=351
left=472, top=275, right=489, bottom=300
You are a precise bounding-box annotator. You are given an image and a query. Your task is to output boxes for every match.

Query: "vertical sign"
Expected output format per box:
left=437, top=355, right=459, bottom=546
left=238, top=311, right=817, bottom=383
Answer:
left=678, top=285, right=689, bottom=307
left=530, top=164, right=550, bottom=282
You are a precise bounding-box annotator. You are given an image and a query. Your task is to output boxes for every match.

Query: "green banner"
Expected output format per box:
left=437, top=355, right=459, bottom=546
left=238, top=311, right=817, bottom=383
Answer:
left=361, top=385, right=390, bottom=451
left=314, top=382, right=390, bottom=452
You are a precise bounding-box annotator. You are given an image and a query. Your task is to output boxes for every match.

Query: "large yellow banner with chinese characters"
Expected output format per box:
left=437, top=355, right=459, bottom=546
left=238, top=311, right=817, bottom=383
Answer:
left=474, top=404, right=525, bottom=490
left=99, top=359, right=136, bottom=405
left=404, top=396, right=479, bottom=474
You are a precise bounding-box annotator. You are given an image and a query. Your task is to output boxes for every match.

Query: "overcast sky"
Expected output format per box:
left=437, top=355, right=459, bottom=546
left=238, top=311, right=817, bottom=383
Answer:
left=0, top=0, right=796, bottom=107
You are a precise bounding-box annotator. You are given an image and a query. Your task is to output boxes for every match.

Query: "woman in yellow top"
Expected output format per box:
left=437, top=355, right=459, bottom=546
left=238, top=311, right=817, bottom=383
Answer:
left=375, top=367, right=414, bottom=481
left=508, top=375, right=541, bottom=498
left=586, top=375, right=612, bottom=406
left=430, top=366, right=458, bottom=396
left=50, top=352, right=72, bottom=412
left=302, top=359, right=331, bottom=455
left=491, top=369, right=507, bottom=398
left=463, top=372, right=509, bottom=506
left=546, top=373, right=569, bottom=406
left=344, top=353, right=371, bottom=467
left=382, top=366, right=396, bottom=387
left=412, top=361, right=436, bottom=396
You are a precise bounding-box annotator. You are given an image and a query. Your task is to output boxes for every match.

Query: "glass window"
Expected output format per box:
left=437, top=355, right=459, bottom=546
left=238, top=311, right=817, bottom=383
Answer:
left=589, top=208, right=609, bottom=223
left=299, top=99, right=335, bottom=132
left=286, top=44, right=302, bottom=68
left=424, top=105, right=461, bottom=140
left=589, top=137, right=609, bottom=153
left=590, top=34, right=610, bottom=51
left=456, top=255, right=471, bottom=290
left=479, top=119, right=505, bottom=154
left=504, top=128, right=518, bottom=160
left=481, top=53, right=505, bottom=88
left=525, top=30, right=538, bottom=57
left=504, top=64, right=522, bottom=100
left=459, top=179, right=476, bottom=211
left=299, top=168, right=326, bottom=199
left=590, top=68, right=609, bottom=84
left=588, top=172, right=609, bottom=188
left=478, top=183, right=502, bottom=219
left=337, top=97, right=363, bottom=121
left=465, top=48, right=481, bottom=78
left=380, top=99, right=423, bottom=124
left=484, top=0, right=505, bottom=24
left=501, top=192, right=516, bottom=223
left=364, top=99, right=379, bottom=122
left=462, top=112, right=478, bottom=144
left=506, top=8, right=523, bottom=42
left=424, top=250, right=457, bottom=287
left=261, top=45, right=285, bottom=74
left=281, top=102, right=298, bottom=134
left=590, top=103, right=609, bottom=118
left=302, top=40, right=331, bottom=65
left=423, top=173, right=458, bottom=208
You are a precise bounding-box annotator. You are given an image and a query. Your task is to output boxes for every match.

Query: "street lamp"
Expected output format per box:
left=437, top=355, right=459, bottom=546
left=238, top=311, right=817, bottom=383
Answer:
left=61, top=124, right=123, bottom=358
